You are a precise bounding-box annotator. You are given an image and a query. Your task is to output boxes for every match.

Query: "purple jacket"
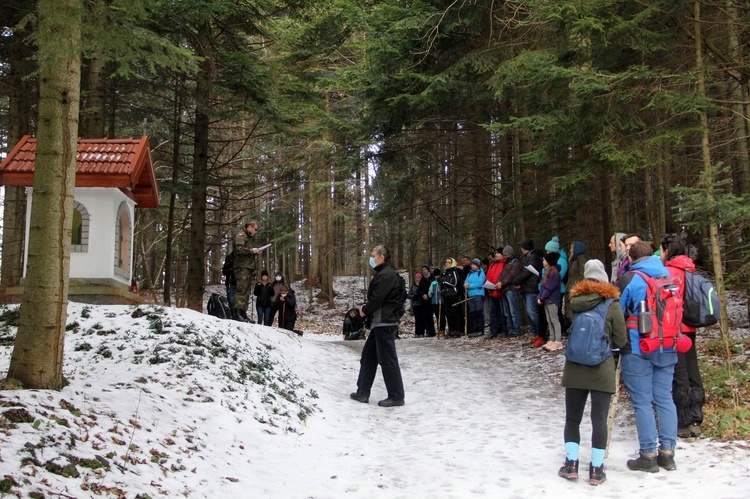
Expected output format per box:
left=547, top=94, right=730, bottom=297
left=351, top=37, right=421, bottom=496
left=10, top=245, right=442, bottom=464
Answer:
left=537, top=266, right=562, bottom=307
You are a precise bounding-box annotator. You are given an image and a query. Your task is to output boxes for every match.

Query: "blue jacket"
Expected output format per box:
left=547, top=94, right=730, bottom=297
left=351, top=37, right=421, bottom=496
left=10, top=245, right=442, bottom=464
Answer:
left=619, top=255, right=672, bottom=355
left=558, top=249, right=569, bottom=293
left=465, top=268, right=486, bottom=298
left=428, top=280, right=442, bottom=305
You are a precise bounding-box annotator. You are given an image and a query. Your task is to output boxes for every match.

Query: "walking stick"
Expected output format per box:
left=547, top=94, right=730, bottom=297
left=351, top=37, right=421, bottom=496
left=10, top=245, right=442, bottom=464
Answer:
left=605, top=352, right=622, bottom=458
left=464, top=297, right=468, bottom=336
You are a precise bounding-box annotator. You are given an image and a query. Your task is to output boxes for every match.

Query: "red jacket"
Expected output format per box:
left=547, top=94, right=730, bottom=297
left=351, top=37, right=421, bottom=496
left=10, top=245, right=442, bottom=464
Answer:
left=485, top=259, right=506, bottom=298
left=665, top=255, right=697, bottom=333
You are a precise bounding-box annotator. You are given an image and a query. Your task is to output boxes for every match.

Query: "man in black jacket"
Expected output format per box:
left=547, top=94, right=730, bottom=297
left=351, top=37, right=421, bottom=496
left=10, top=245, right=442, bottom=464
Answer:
left=350, top=244, right=406, bottom=407
left=512, top=239, right=544, bottom=343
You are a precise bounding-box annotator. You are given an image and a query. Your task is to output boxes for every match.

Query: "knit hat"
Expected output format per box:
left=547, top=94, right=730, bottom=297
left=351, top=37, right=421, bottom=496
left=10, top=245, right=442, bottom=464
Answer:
left=261, top=270, right=269, bottom=277
left=432, top=268, right=441, bottom=277
left=572, top=240, right=587, bottom=258
left=583, top=259, right=609, bottom=283
left=521, top=239, right=534, bottom=251
left=544, top=236, right=561, bottom=253
left=415, top=272, right=422, bottom=278
left=421, top=264, right=431, bottom=272
left=471, top=258, right=482, bottom=267
left=543, top=252, right=560, bottom=267
left=502, top=245, right=514, bottom=257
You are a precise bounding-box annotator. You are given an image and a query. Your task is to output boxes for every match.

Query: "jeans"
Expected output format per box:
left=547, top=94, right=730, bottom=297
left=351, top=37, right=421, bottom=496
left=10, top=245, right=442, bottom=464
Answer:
left=522, top=292, right=539, bottom=336
left=256, top=305, right=272, bottom=326
left=502, top=289, right=522, bottom=335
left=621, top=352, right=678, bottom=453
left=489, top=296, right=506, bottom=335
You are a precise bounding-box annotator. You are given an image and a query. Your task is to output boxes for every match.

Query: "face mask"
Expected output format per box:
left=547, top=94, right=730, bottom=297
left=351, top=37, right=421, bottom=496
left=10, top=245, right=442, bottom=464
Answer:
left=369, top=257, right=377, bottom=269
left=281, top=293, right=287, bottom=297
left=275, top=276, right=282, bottom=281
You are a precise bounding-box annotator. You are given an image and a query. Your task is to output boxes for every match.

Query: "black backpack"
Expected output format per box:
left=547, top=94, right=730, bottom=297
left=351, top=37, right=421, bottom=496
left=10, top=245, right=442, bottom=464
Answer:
left=222, top=251, right=235, bottom=276
left=207, top=292, right=231, bottom=319
left=395, top=275, right=408, bottom=320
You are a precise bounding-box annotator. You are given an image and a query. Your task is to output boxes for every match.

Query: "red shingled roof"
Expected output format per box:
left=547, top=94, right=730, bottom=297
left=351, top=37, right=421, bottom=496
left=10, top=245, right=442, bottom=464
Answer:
left=0, top=135, right=159, bottom=208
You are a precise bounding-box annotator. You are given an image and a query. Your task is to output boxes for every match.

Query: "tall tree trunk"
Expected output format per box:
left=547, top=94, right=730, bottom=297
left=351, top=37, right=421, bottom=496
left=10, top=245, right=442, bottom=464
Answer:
left=8, top=0, right=82, bottom=389
left=694, top=0, right=731, bottom=342
left=80, top=50, right=106, bottom=138
left=163, top=77, right=183, bottom=305
left=1, top=21, right=34, bottom=290
left=725, top=0, right=750, bottom=196
left=186, top=23, right=215, bottom=311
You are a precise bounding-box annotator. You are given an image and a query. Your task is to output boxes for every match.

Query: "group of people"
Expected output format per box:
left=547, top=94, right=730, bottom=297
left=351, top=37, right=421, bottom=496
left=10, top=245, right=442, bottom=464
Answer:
left=353, top=233, right=706, bottom=487
left=224, top=219, right=297, bottom=332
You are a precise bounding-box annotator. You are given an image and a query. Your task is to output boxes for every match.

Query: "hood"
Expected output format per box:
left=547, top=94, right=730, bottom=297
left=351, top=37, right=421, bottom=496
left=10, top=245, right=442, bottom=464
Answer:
left=630, top=255, right=669, bottom=277
left=665, top=255, right=695, bottom=273
left=570, top=279, right=620, bottom=299
left=572, top=241, right=587, bottom=258
left=569, top=280, right=620, bottom=313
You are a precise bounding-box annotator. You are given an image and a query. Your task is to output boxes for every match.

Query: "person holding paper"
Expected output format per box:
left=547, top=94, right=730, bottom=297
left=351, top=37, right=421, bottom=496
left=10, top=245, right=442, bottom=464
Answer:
left=232, top=219, right=266, bottom=322
left=513, top=240, right=544, bottom=345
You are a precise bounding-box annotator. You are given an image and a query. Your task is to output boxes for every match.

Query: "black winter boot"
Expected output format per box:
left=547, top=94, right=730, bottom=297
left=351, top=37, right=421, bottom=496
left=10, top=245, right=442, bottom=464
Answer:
left=588, top=463, right=606, bottom=486
left=626, top=450, right=659, bottom=473
left=657, top=449, right=676, bottom=470
left=558, top=459, right=579, bottom=480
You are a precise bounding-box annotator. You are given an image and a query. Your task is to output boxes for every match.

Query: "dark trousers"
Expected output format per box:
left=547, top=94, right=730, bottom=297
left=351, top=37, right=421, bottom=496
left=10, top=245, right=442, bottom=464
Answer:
left=673, top=331, right=704, bottom=427
left=564, top=388, right=612, bottom=449
left=414, top=304, right=435, bottom=336
left=443, top=294, right=464, bottom=334
left=356, top=326, right=405, bottom=400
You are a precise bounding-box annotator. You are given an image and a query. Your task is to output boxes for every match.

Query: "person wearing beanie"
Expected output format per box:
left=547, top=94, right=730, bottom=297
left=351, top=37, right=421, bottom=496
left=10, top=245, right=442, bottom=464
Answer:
left=253, top=270, right=274, bottom=326
left=428, top=267, right=446, bottom=336
left=441, top=257, right=465, bottom=337
left=485, top=249, right=508, bottom=338
left=497, top=245, right=524, bottom=336
left=618, top=241, right=680, bottom=473
left=513, top=240, right=545, bottom=346
left=463, top=258, right=487, bottom=337
left=559, top=258, right=627, bottom=485
left=538, top=252, right=563, bottom=351
left=545, top=236, right=569, bottom=293
left=609, top=232, right=627, bottom=283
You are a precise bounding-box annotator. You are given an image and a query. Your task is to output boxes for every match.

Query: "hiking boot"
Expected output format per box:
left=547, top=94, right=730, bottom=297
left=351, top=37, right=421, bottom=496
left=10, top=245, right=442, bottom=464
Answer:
left=626, top=450, right=659, bottom=473
left=678, top=426, right=692, bottom=438
left=531, top=336, right=546, bottom=348
left=690, top=423, right=703, bottom=437
left=557, top=459, right=579, bottom=480
left=377, top=397, right=405, bottom=407
left=588, top=463, right=606, bottom=486
left=349, top=392, right=369, bottom=403
left=657, top=449, right=676, bottom=471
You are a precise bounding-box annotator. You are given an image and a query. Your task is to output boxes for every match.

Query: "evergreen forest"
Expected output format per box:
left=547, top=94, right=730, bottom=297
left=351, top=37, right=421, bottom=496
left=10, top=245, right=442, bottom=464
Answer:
left=1, top=0, right=748, bottom=317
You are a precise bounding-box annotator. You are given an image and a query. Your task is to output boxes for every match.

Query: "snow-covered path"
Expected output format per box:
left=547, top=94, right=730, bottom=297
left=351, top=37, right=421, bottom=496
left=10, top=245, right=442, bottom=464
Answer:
left=236, top=335, right=750, bottom=498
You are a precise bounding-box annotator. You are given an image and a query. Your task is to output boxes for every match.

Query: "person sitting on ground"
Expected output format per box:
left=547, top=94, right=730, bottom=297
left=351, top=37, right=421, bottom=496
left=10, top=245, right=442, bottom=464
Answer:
left=558, top=259, right=627, bottom=486
left=343, top=307, right=366, bottom=340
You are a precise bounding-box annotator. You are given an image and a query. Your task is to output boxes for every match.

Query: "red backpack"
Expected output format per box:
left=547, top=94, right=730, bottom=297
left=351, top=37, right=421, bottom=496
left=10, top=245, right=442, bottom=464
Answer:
left=626, top=270, right=691, bottom=353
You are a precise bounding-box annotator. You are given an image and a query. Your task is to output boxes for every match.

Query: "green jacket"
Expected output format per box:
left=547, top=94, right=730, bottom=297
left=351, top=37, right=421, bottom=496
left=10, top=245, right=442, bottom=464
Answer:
left=561, top=280, right=627, bottom=394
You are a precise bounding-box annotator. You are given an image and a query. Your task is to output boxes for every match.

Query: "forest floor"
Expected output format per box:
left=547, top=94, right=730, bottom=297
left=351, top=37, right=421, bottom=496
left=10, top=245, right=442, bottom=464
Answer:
left=0, top=275, right=746, bottom=498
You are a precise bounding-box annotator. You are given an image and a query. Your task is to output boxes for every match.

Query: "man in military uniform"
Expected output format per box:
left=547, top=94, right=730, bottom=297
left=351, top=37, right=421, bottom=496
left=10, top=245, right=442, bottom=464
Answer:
left=232, top=219, right=264, bottom=321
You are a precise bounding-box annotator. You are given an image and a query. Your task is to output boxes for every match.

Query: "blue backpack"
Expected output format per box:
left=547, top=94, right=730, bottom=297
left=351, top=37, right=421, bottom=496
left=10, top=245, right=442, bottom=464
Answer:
left=682, top=271, right=720, bottom=328
left=565, top=298, right=615, bottom=366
